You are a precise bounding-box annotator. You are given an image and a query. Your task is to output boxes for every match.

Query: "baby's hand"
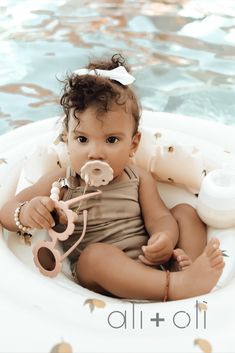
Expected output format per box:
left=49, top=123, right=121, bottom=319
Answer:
left=139, top=232, right=174, bottom=266
left=19, top=196, right=56, bottom=230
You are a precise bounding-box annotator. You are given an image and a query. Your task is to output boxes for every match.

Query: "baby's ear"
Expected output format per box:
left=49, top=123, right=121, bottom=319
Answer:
left=132, top=131, right=141, bottom=150
left=131, top=131, right=141, bottom=155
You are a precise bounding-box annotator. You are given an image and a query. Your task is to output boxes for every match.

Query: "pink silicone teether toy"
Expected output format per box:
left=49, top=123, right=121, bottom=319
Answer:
left=33, top=190, right=102, bottom=278
left=80, top=160, right=113, bottom=187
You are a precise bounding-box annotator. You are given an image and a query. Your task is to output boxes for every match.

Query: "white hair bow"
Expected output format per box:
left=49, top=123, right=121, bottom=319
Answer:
left=73, top=65, right=135, bottom=85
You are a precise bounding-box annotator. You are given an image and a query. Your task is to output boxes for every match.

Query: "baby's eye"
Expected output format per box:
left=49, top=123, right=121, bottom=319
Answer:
left=77, top=136, right=88, bottom=143
left=106, top=136, right=119, bottom=144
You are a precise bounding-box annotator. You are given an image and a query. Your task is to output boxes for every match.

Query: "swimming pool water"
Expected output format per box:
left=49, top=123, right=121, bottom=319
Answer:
left=0, top=0, right=235, bottom=134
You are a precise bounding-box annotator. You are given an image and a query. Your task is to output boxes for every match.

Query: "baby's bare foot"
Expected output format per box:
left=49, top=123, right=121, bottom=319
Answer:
left=171, top=248, right=192, bottom=271
left=168, top=238, right=224, bottom=300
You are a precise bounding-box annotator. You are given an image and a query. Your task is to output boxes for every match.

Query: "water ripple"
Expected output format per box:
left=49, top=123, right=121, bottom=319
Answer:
left=0, top=0, right=235, bottom=134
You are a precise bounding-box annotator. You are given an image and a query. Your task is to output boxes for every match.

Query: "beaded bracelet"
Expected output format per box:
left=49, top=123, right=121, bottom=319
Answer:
left=14, top=201, right=32, bottom=234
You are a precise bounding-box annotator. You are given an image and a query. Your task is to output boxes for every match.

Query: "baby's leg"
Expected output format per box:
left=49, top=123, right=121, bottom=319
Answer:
left=171, top=203, right=207, bottom=261
left=76, top=239, right=224, bottom=300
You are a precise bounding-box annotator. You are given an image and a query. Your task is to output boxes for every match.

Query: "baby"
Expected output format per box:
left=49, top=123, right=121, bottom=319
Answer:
left=0, top=54, right=224, bottom=301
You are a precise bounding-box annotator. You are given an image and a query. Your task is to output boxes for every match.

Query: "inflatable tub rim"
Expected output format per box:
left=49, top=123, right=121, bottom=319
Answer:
left=0, top=110, right=235, bottom=353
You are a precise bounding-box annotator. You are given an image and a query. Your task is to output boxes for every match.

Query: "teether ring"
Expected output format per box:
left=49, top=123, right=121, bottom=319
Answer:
left=80, top=160, right=114, bottom=187
left=33, top=190, right=102, bottom=278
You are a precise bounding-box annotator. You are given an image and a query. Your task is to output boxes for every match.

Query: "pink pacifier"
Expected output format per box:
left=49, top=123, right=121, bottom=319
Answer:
left=80, top=160, right=114, bottom=187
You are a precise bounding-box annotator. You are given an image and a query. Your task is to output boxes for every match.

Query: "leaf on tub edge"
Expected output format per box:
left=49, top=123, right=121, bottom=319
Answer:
left=194, top=338, right=212, bottom=353
left=57, top=160, right=62, bottom=168
left=197, top=302, right=208, bottom=312
left=54, top=133, right=66, bottom=145
left=202, top=169, right=207, bottom=176
left=0, top=158, right=7, bottom=164
left=167, top=177, right=174, bottom=183
left=50, top=342, right=73, bottom=353
left=84, top=298, right=106, bottom=312
left=154, top=132, right=162, bottom=139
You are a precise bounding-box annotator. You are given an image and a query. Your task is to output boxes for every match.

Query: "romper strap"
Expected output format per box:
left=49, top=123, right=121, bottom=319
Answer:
left=124, top=165, right=139, bottom=181
left=66, top=166, right=76, bottom=178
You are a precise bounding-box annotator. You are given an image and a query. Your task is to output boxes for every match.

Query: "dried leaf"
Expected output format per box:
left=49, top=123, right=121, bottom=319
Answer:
left=154, top=132, right=162, bottom=139
left=92, top=299, right=106, bottom=308
left=50, top=342, right=73, bottom=353
left=168, top=177, right=174, bottom=183
left=0, top=158, right=7, bottom=165
left=198, top=303, right=207, bottom=312
left=53, top=136, right=62, bottom=145
left=57, top=160, right=62, bottom=168
left=84, top=298, right=106, bottom=312
left=202, top=169, right=207, bottom=176
left=194, top=338, right=212, bottom=353
left=53, top=133, right=66, bottom=145
left=168, top=146, right=174, bottom=152
left=222, top=250, right=229, bottom=257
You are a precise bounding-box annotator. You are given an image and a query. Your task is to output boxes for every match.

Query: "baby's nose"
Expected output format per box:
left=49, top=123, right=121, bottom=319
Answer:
left=88, top=144, right=105, bottom=160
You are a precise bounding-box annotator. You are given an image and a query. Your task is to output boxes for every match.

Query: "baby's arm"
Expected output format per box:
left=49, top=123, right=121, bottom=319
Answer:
left=137, top=166, right=179, bottom=265
left=0, top=168, right=66, bottom=232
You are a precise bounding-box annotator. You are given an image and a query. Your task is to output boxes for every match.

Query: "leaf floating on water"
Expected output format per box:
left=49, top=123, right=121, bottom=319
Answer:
left=0, top=158, right=7, bottom=165
left=84, top=298, right=106, bottom=312
left=194, top=338, right=212, bottom=353
left=50, top=342, right=73, bottom=353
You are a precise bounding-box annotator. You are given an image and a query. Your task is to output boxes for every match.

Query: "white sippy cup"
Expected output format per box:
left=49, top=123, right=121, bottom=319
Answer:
left=197, top=169, right=235, bottom=287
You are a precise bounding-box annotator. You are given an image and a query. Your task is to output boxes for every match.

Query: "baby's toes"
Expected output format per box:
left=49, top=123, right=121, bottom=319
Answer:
left=172, top=248, right=192, bottom=271
left=211, top=254, right=224, bottom=268
left=180, top=258, right=191, bottom=268
left=173, top=249, right=191, bottom=263
left=210, top=249, right=223, bottom=261
left=173, top=248, right=185, bottom=260
left=206, top=238, right=220, bottom=256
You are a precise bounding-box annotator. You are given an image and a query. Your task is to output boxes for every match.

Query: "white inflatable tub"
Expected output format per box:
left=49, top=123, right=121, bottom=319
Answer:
left=0, top=110, right=235, bottom=353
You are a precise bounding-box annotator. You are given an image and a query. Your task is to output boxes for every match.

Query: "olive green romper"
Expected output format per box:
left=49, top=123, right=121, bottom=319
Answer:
left=61, top=165, right=149, bottom=271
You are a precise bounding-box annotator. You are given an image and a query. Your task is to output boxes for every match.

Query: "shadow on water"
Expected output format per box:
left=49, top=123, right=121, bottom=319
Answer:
left=0, top=0, right=235, bottom=133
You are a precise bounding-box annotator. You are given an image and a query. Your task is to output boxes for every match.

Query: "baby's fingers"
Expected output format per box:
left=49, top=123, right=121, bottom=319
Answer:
left=142, top=241, right=165, bottom=255
left=138, top=254, right=156, bottom=266
left=31, top=211, right=53, bottom=230
left=40, top=197, right=55, bottom=212
left=32, top=202, right=55, bottom=229
left=142, top=245, right=171, bottom=264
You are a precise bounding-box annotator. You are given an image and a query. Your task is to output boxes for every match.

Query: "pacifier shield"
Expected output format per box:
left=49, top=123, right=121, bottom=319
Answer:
left=80, top=160, right=113, bottom=187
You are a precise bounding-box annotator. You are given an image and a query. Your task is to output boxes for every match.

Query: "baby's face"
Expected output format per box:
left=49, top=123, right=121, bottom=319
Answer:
left=66, top=105, right=140, bottom=179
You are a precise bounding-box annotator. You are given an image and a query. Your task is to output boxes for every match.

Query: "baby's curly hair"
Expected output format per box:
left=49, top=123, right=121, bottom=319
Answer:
left=60, top=54, right=141, bottom=135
